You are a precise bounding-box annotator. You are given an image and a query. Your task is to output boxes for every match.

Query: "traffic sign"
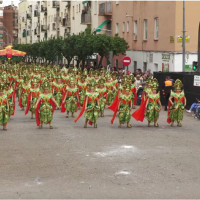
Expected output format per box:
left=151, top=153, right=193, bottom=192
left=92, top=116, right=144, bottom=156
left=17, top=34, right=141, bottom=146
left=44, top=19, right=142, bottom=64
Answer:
left=122, top=56, right=131, bottom=66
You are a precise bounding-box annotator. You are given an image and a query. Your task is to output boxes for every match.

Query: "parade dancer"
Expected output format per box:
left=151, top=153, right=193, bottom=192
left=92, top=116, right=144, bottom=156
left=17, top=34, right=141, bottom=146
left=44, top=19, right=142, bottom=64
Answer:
left=97, top=78, right=107, bottom=117
left=0, top=84, right=10, bottom=131
left=52, top=74, right=65, bottom=107
left=78, top=74, right=87, bottom=107
left=128, top=74, right=137, bottom=109
left=105, top=73, right=115, bottom=106
left=25, top=78, right=40, bottom=119
left=61, top=77, right=79, bottom=118
left=75, top=79, right=100, bottom=128
left=19, top=76, right=31, bottom=111
left=144, top=79, right=161, bottom=127
left=35, top=81, right=59, bottom=129
left=110, top=83, right=133, bottom=128
left=6, top=78, right=15, bottom=117
left=167, top=79, right=186, bottom=127
left=16, top=72, right=24, bottom=102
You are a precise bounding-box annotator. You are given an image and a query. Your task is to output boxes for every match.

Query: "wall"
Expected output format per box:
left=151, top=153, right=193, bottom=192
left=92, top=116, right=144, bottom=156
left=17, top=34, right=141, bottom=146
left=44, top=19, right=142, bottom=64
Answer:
left=175, top=1, right=200, bottom=53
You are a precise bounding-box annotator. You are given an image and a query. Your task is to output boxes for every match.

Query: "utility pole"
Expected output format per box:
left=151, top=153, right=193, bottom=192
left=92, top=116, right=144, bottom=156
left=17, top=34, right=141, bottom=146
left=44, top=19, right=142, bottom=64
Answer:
left=198, top=23, right=200, bottom=69
left=182, top=0, right=186, bottom=72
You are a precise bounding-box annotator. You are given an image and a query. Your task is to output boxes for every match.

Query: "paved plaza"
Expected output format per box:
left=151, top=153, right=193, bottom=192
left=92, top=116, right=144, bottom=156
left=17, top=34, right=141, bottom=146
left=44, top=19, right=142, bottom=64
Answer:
left=0, top=106, right=200, bottom=198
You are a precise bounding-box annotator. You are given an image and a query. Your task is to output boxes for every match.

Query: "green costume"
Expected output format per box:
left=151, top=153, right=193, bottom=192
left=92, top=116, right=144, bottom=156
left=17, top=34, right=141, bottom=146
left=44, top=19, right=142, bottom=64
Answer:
left=78, top=81, right=87, bottom=106
left=169, top=91, right=185, bottom=121
left=145, top=93, right=161, bottom=123
left=65, top=86, right=79, bottom=114
left=167, top=79, right=186, bottom=127
left=98, top=87, right=107, bottom=116
left=0, top=94, right=10, bottom=128
left=84, top=91, right=100, bottom=124
left=53, top=82, right=64, bottom=106
left=38, top=93, right=53, bottom=125
left=118, top=92, right=133, bottom=127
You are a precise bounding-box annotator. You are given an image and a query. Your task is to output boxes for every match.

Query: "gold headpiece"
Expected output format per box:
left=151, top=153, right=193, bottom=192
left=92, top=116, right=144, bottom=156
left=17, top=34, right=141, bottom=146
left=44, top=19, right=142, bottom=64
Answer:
left=174, top=79, right=183, bottom=90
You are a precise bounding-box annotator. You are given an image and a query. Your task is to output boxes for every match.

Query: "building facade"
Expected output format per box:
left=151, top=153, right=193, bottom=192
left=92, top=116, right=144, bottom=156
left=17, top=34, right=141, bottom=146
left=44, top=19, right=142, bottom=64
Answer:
left=18, top=0, right=100, bottom=43
left=0, top=0, right=3, bottom=49
left=110, top=1, right=200, bottom=72
left=2, top=5, right=18, bottom=47
left=18, top=1, right=200, bottom=72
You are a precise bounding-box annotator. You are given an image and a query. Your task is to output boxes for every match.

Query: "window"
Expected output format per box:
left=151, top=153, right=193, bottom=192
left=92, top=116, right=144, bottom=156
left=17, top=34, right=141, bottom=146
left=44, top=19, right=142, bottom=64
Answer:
left=143, top=62, right=147, bottom=72
left=122, top=22, right=125, bottom=33
left=72, top=6, right=75, bottom=20
left=133, top=20, right=137, bottom=40
left=154, top=63, right=158, bottom=72
left=154, top=17, right=159, bottom=40
left=144, top=19, right=148, bottom=40
left=134, top=61, right=137, bottom=72
left=115, top=23, right=119, bottom=34
left=127, top=21, right=129, bottom=33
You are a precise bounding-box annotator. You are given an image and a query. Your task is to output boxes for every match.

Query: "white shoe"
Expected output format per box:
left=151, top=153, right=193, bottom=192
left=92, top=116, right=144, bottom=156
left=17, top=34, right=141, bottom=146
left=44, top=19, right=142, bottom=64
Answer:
left=186, top=110, right=191, bottom=113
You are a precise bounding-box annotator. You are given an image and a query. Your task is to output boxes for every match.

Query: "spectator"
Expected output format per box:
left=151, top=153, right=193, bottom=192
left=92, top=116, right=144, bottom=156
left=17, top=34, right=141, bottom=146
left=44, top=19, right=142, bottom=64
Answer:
left=162, top=76, right=173, bottom=111
left=186, top=99, right=200, bottom=115
left=135, top=74, right=143, bottom=91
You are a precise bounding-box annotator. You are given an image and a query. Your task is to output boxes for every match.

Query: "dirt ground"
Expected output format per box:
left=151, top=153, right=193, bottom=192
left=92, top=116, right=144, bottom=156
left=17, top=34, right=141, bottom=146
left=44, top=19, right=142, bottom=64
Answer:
left=0, top=107, right=199, bottom=199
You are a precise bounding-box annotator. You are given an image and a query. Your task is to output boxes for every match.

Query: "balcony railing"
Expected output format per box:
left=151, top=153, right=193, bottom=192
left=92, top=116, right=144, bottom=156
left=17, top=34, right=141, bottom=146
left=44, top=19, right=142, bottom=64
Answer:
left=99, top=2, right=112, bottom=16
left=41, top=25, right=47, bottom=31
left=34, top=10, right=40, bottom=17
left=13, top=23, right=18, bottom=29
left=62, top=18, right=71, bottom=27
left=27, top=13, right=31, bottom=19
left=81, top=13, right=91, bottom=24
left=52, top=1, right=60, bottom=8
left=41, top=5, right=47, bottom=12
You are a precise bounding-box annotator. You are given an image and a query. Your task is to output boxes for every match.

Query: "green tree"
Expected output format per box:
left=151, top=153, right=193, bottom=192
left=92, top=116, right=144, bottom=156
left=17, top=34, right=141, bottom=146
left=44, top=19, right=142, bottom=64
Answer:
left=73, top=33, right=94, bottom=68
left=62, top=35, right=77, bottom=67
left=112, top=36, right=129, bottom=57
left=92, top=34, right=113, bottom=67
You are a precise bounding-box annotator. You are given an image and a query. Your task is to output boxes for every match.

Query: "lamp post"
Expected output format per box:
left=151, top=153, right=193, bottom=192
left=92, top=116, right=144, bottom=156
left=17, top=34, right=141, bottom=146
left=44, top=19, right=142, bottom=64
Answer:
left=182, top=0, right=186, bottom=72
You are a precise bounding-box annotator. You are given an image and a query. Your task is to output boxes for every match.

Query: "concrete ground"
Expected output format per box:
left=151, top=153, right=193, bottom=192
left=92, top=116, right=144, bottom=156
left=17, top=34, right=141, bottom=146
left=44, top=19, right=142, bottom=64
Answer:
left=0, top=106, right=200, bottom=199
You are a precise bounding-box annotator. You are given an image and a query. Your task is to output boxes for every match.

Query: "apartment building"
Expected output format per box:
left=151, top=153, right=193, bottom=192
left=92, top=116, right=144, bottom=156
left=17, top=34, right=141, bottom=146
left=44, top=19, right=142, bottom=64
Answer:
left=111, top=1, right=200, bottom=72
left=18, top=0, right=100, bottom=43
left=0, top=0, right=3, bottom=49
left=18, top=1, right=200, bottom=72
left=3, top=5, right=18, bottom=47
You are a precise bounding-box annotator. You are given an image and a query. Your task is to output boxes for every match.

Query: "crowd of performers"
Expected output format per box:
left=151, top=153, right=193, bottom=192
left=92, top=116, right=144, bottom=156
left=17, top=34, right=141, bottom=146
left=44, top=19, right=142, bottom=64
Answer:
left=0, top=64, right=186, bottom=130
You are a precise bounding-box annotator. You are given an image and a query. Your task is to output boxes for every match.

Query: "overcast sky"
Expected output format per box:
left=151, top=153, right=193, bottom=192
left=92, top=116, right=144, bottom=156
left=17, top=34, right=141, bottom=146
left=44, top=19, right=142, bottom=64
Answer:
left=2, top=0, right=20, bottom=7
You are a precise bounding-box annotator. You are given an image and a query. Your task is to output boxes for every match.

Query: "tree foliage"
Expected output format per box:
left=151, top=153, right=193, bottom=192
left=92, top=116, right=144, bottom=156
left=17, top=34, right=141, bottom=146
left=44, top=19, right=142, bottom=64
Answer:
left=13, top=32, right=129, bottom=67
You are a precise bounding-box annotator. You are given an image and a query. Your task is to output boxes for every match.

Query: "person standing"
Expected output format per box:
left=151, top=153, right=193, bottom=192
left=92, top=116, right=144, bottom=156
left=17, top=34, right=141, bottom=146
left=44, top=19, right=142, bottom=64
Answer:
left=0, top=83, right=10, bottom=131
left=167, top=79, right=186, bottom=127
left=162, top=76, right=173, bottom=111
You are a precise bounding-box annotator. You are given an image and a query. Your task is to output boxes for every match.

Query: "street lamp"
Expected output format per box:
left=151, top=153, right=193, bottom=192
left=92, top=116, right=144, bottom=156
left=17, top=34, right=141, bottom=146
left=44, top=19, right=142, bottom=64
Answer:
left=182, top=0, right=186, bottom=72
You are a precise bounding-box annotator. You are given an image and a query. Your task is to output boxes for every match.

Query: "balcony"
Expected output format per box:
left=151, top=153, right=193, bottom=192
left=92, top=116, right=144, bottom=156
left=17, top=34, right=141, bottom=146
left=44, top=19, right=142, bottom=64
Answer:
left=62, top=18, right=70, bottom=27
left=26, top=30, right=30, bottom=36
left=34, top=10, right=40, bottom=17
left=52, top=1, right=60, bottom=8
left=81, top=13, right=91, bottom=25
left=13, top=32, right=18, bottom=37
left=41, top=5, right=47, bottom=12
left=41, top=25, right=47, bottom=32
left=99, top=2, right=112, bottom=16
left=52, top=23, right=56, bottom=31
left=27, top=13, right=31, bottom=19
left=34, top=29, right=37, bottom=35
left=13, top=23, right=18, bottom=29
